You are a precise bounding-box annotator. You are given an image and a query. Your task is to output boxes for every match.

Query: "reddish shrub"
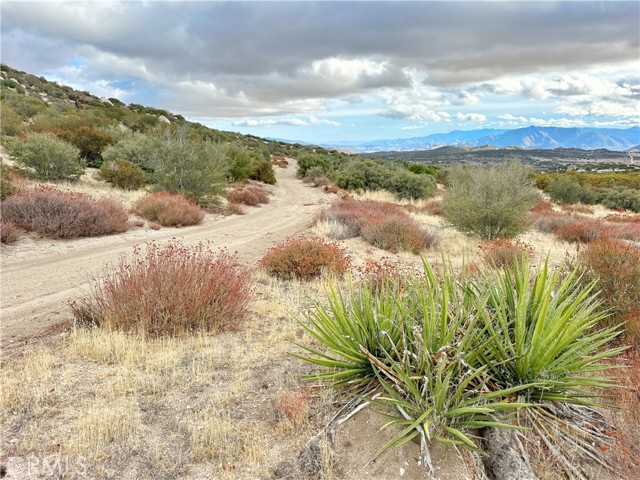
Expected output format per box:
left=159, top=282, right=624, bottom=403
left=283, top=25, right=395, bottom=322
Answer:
left=603, top=222, right=640, bottom=242
left=227, top=186, right=270, bottom=206
left=324, top=185, right=339, bottom=194
left=1, top=187, right=128, bottom=238
left=312, top=175, right=331, bottom=187
left=577, top=238, right=640, bottom=333
left=530, top=201, right=554, bottom=214
left=553, top=217, right=601, bottom=243
left=355, top=258, right=407, bottom=293
left=132, top=192, right=204, bottom=227
left=529, top=211, right=572, bottom=234
left=361, top=216, right=436, bottom=254
left=260, top=236, right=350, bottom=280
left=423, top=198, right=444, bottom=216
left=0, top=216, right=21, bottom=244
left=604, top=214, right=640, bottom=223
left=479, top=239, right=533, bottom=269
left=70, top=242, right=251, bottom=336
left=319, top=199, right=406, bottom=238
left=560, top=203, right=594, bottom=215
left=276, top=389, right=311, bottom=425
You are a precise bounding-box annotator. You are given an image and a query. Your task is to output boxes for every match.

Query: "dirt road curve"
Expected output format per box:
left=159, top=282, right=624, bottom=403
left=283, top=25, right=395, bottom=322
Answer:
left=0, top=160, right=331, bottom=352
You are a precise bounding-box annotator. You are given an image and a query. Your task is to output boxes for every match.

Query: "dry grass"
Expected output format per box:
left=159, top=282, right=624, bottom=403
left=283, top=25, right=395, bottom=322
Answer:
left=1, top=272, right=338, bottom=479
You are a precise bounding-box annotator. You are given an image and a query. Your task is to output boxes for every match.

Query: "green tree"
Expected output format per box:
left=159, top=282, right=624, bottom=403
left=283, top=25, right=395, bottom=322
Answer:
left=443, top=162, right=539, bottom=239
left=6, top=132, right=84, bottom=180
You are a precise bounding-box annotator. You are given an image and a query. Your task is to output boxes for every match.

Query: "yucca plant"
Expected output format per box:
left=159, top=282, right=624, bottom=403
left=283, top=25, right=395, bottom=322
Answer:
left=472, top=258, right=625, bottom=404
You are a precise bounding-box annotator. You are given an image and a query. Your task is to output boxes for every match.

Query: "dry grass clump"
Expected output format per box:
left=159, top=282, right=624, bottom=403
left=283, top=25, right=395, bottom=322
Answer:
left=70, top=241, right=251, bottom=336
left=271, top=155, right=289, bottom=168
left=0, top=215, right=22, bottom=244
left=227, top=185, right=270, bottom=206
left=132, top=192, right=204, bottom=227
left=276, top=388, right=311, bottom=426
left=260, top=236, right=350, bottom=280
left=318, top=198, right=436, bottom=253
left=478, top=239, right=533, bottom=269
left=0, top=187, right=129, bottom=238
left=575, top=238, right=640, bottom=337
left=560, top=203, right=595, bottom=215
left=422, top=198, right=444, bottom=216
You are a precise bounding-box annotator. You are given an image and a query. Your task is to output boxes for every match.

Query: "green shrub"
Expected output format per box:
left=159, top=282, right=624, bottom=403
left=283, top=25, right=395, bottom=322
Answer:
left=599, top=188, right=640, bottom=213
left=260, top=236, right=350, bottom=280
left=298, top=259, right=623, bottom=460
left=386, top=168, right=435, bottom=200
left=58, top=126, right=112, bottom=167
left=0, top=101, right=23, bottom=137
left=250, top=156, right=276, bottom=184
left=5, top=132, right=85, bottom=180
left=547, top=177, right=596, bottom=205
left=1, top=164, right=16, bottom=201
left=98, top=160, right=146, bottom=190
left=101, top=131, right=160, bottom=171
left=443, top=162, right=539, bottom=239
left=70, top=242, right=251, bottom=336
left=226, top=144, right=253, bottom=181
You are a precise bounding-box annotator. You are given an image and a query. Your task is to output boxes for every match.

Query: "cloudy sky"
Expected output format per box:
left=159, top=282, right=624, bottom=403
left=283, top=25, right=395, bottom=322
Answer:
left=1, top=1, right=638, bottom=143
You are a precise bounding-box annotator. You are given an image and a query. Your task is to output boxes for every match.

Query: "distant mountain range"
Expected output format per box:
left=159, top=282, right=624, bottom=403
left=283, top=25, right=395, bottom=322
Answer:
left=321, top=126, right=640, bottom=153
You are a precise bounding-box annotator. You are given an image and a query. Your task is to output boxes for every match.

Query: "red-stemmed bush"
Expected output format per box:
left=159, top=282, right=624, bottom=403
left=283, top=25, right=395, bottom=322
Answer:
left=553, top=217, right=601, bottom=243
left=260, top=236, right=350, bottom=280
left=70, top=241, right=251, bottom=336
left=478, top=239, right=533, bottom=269
left=132, top=192, right=204, bottom=227
left=560, top=203, right=595, bottom=215
left=227, top=186, right=270, bottom=206
left=1, top=187, right=128, bottom=238
left=360, top=216, right=435, bottom=254
left=576, top=238, right=640, bottom=335
left=0, top=216, right=21, bottom=244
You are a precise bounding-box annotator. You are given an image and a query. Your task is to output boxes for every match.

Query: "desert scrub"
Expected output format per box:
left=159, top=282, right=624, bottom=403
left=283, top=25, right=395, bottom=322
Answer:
left=70, top=242, right=251, bottom=336
left=298, top=259, right=623, bottom=473
left=227, top=185, right=270, bottom=206
left=478, top=239, right=533, bottom=269
left=1, top=187, right=129, bottom=238
left=132, top=192, right=204, bottom=227
left=0, top=216, right=21, bottom=244
left=4, top=132, right=85, bottom=180
left=260, top=236, right=350, bottom=280
left=98, top=159, right=147, bottom=190
left=317, top=198, right=436, bottom=253
left=443, top=161, right=539, bottom=239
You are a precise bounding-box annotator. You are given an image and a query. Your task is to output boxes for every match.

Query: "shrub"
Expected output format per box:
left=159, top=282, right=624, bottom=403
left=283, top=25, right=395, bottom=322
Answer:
left=355, top=258, right=406, bottom=294
left=478, top=239, right=533, bottom=269
left=600, top=189, right=640, bottom=213
left=98, top=160, right=146, bottom=190
left=226, top=186, right=270, bottom=206
left=553, top=217, right=600, bottom=243
left=260, top=236, right=350, bottom=280
left=443, top=162, right=539, bottom=239
left=101, top=131, right=159, bottom=171
left=250, top=156, right=276, bottom=184
left=1, top=163, right=16, bottom=201
left=5, top=132, right=84, bottom=180
left=1, top=187, right=128, bottom=238
left=226, top=144, right=253, bottom=181
left=319, top=198, right=406, bottom=238
left=360, top=216, right=436, bottom=254
left=70, top=242, right=251, bottom=336
left=271, top=155, right=289, bottom=168
left=57, top=126, right=112, bottom=167
left=547, top=178, right=596, bottom=205
left=132, top=192, right=204, bottom=227
left=604, top=214, right=640, bottom=223
left=576, top=239, right=640, bottom=334
left=529, top=210, right=572, bottom=234
left=560, top=203, right=594, bottom=215
left=423, top=198, right=443, bottom=216
left=298, top=260, right=622, bottom=460
left=0, top=216, right=21, bottom=244
left=386, top=168, right=435, bottom=200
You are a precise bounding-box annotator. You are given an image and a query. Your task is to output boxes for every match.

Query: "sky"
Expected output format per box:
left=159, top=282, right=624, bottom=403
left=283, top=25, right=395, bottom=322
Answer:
left=1, top=1, right=639, bottom=144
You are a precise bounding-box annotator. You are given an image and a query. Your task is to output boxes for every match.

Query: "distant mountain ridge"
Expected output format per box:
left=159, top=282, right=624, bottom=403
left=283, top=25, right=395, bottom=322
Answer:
left=322, top=126, right=640, bottom=153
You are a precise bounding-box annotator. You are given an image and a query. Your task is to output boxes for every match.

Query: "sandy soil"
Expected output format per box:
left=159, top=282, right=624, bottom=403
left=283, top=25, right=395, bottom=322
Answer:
left=0, top=160, right=332, bottom=353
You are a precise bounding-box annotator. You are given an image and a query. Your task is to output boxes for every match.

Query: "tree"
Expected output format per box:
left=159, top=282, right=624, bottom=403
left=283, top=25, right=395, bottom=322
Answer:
left=5, top=132, right=84, bottom=180
left=443, top=162, right=539, bottom=239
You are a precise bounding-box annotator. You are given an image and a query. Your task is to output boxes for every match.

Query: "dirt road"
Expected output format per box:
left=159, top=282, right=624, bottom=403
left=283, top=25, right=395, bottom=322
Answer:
left=0, top=161, right=331, bottom=351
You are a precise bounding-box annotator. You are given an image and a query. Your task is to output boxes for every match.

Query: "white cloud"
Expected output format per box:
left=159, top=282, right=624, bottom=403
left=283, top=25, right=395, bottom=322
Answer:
left=456, top=112, right=486, bottom=122
left=309, top=116, right=341, bottom=126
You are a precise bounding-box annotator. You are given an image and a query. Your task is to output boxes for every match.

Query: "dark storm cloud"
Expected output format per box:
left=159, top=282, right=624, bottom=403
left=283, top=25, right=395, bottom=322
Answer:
left=1, top=1, right=638, bottom=117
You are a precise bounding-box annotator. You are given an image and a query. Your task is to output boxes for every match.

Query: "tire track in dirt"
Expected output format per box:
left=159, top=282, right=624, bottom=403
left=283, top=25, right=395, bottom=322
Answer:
left=0, top=161, right=331, bottom=351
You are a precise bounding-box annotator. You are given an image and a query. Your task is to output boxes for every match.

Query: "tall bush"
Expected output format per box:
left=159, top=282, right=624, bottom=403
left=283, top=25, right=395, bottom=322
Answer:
left=5, top=132, right=84, bottom=180
left=443, top=162, right=539, bottom=239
